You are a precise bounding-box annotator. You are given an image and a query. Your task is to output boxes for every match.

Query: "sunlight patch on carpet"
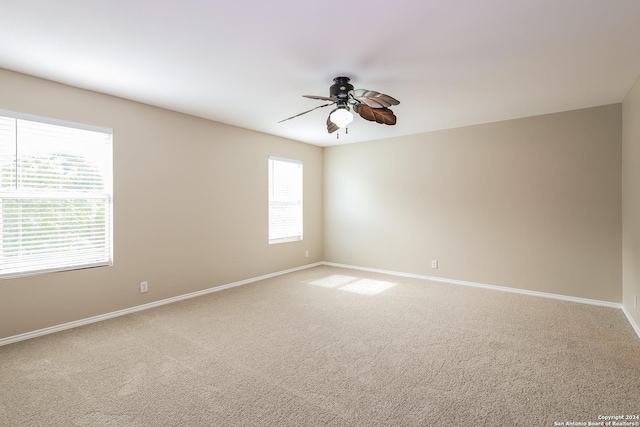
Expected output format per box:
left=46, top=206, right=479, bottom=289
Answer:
left=306, top=274, right=396, bottom=295
left=307, top=275, right=354, bottom=288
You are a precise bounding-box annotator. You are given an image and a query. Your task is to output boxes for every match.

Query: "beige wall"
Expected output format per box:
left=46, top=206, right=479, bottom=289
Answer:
left=0, top=67, right=630, bottom=341
left=0, top=69, right=323, bottom=339
left=324, top=105, right=622, bottom=302
left=622, top=75, right=640, bottom=327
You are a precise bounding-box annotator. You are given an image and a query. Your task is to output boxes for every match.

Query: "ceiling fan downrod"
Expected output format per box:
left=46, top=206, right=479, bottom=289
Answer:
left=329, top=76, right=354, bottom=105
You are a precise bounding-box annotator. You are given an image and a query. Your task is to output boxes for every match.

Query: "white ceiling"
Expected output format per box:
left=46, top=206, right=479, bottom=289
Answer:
left=1, top=0, right=639, bottom=147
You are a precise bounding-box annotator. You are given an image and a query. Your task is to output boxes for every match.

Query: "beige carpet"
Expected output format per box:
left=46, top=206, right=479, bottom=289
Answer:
left=1, top=265, right=639, bottom=426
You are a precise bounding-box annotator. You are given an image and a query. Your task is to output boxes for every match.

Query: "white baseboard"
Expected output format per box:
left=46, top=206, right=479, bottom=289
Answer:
left=3, top=261, right=638, bottom=346
left=0, top=262, right=323, bottom=347
left=322, top=262, right=622, bottom=309
left=622, top=305, right=640, bottom=340
left=324, top=262, right=640, bottom=341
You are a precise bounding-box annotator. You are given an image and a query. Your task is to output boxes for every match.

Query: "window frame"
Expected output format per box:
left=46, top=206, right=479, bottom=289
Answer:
left=0, top=109, right=113, bottom=279
left=268, top=156, right=303, bottom=244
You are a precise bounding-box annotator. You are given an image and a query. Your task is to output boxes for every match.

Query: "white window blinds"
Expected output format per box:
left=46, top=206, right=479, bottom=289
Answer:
left=0, top=111, right=113, bottom=278
left=268, top=157, right=302, bottom=244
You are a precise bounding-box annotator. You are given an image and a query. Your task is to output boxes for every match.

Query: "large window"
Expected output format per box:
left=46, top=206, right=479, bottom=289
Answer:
left=0, top=111, right=113, bottom=278
left=268, top=156, right=302, bottom=244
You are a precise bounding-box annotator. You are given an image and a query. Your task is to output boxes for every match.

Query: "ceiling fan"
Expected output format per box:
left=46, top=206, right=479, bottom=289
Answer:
left=278, top=76, right=400, bottom=135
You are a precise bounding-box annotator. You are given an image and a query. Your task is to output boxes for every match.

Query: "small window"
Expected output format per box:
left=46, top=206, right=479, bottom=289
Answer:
left=0, top=110, right=113, bottom=278
left=268, top=156, right=302, bottom=244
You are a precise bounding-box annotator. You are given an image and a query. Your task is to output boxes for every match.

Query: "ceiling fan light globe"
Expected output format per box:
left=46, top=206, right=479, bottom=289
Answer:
left=329, top=108, right=354, bottom=128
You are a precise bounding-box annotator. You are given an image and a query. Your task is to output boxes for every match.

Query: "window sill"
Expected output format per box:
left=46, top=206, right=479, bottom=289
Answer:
left=269, top=236, right=303, bottom=245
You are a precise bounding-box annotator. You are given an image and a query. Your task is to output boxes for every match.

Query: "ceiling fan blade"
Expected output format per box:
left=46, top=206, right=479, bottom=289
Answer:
left=278, top=102, right=335, bottom=123
left=303, top=95, right=338, bottom=102
left=352, top=89, right=400, bottom=108
left=354, top=104, right=397, bottom=125
left=326, top=109, right=339, bottom=133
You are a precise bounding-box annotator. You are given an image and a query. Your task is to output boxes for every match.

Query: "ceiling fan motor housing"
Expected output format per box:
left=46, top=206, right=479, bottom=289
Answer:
left=330, top=76, right=354, bottom=106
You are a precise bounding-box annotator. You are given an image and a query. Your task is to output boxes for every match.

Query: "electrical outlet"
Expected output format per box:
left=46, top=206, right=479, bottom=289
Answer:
left=431, top=260, right=438, bottom=269
left=140, top=281, right=148, bottom=293
left=305, top=250, right=309, bottom=258
left=635, top=295, right=638, bottom=309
